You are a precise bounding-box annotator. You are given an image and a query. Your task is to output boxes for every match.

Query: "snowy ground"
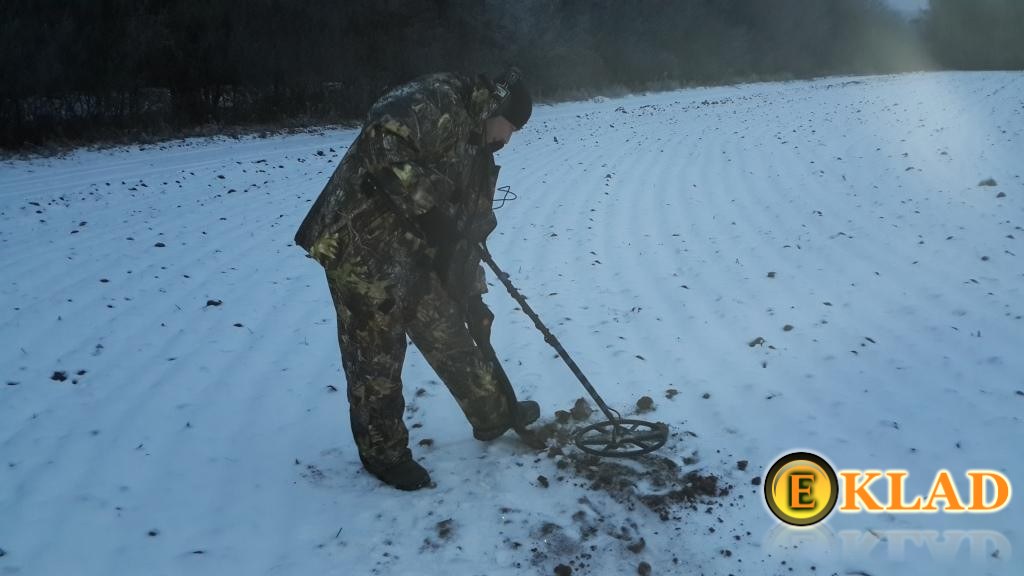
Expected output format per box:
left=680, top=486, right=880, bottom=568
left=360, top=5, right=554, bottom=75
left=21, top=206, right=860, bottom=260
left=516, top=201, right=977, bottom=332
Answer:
left=1, top=71, right=1022, bottom=576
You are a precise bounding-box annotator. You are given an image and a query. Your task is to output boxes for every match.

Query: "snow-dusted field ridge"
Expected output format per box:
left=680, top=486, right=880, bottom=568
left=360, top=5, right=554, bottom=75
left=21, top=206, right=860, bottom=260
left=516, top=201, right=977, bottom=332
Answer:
left=1, top=72, right=1022, bottom=575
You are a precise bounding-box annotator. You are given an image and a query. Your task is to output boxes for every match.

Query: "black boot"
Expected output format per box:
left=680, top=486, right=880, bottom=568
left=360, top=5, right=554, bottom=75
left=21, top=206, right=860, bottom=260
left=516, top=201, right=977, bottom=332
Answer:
left=362, top=457, right=432, bottom=491
left=473, top=400, right=541, bottom=441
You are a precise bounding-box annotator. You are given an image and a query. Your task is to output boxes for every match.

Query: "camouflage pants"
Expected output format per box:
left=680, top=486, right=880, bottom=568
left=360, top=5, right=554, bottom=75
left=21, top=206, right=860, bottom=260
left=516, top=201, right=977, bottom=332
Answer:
left=325, top=248, right=510, bottom=469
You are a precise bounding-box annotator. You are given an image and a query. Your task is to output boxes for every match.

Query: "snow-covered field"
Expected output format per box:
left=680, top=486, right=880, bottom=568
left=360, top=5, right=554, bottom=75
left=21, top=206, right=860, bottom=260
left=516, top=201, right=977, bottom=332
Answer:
left=1, top=72, right=1022, bottom=576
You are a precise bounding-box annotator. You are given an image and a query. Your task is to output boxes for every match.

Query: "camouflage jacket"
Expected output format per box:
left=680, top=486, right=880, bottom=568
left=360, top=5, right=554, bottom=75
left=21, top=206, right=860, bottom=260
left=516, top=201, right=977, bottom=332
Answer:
left=295, top=73, right=503, bottom=294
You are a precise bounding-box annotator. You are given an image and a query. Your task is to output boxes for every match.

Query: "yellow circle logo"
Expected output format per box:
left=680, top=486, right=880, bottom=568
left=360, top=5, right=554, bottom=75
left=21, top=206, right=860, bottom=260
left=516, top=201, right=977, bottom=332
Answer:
left=764, top=452, right=838, bottom=526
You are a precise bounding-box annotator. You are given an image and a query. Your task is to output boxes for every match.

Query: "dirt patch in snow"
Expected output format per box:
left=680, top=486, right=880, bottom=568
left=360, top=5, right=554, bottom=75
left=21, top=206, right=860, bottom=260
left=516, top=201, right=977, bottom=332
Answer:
left=530, top=398, right=731, bottom=520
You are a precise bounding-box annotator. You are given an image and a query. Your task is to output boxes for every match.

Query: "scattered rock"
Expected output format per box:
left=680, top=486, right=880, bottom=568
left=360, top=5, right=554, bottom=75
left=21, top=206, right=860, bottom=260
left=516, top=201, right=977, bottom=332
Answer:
left=997, top=192, right=1007, bottom=198
left=1015, top=390, right=1023, bottom=397
left=737, top=460, right=749, bottom=472
left=6, top=381, right=18, bottom=386
left=783, top=324, right=794, bottom=332
left=664, top=388, right=679, bottom=400
left=418, top=438, right=434, bottom=448
left=154, top=242, right=166, bottom=248
left=627, top=538, right=646, bottom=554
left=555, top=410, right=571, bottom=424
left=767, top=271, right=776, bottom=278
left=752, top=476, right=762, bottom=486
left=638, top=561, right=652, bottom=576
left=636, top=396, right=654, bottom=413
left=748, top=336, right=765, bottom=347
left=537, top=475, right=550, bottom=488
left=51, top=371, right=67, bottom=382
left=554, top=564, right=572, bottom=576
left=148, top=530, right=159, bottom=537
left=701, top=392, right=711, bottom=400
left=979, top=178, right=998, bottom=187
left=205, top=299, right=223, bottom=307
left=0, top=547, right=6, bottom=557
left=570, top=398, right=593, bottom=420
left=436, top=519, right=454, bottom=540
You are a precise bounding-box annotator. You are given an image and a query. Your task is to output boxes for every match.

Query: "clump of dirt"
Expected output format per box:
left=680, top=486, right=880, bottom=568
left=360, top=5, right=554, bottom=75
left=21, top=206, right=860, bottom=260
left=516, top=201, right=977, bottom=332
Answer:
left=422, top=518, right=456, bottom=551
left=635, top=396, right=654, bottom=413
left=570, top=398, right=593, bottom=420
left=436, top=518, right=454, bottom=540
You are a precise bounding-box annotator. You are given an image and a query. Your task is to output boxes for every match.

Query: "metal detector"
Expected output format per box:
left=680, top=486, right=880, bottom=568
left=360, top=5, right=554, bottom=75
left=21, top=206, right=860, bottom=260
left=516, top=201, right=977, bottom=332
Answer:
left=480, top=244, right=669, bottom=457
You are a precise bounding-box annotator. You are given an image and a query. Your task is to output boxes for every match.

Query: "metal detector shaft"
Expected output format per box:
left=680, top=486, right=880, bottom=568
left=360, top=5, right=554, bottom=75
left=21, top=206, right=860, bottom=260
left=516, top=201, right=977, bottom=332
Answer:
left=479, top=244, right=621, bottom=424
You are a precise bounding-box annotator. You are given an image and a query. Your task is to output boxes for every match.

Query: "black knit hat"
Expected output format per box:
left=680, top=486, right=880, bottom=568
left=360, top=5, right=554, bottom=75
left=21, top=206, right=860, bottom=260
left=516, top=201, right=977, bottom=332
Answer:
left=492, top=67, right=532, bottom=129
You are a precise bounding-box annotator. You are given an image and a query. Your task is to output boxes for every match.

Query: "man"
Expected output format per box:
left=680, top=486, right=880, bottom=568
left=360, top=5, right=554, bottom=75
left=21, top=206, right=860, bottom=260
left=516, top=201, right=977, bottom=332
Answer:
left=294, top=68, right=538, bottom=490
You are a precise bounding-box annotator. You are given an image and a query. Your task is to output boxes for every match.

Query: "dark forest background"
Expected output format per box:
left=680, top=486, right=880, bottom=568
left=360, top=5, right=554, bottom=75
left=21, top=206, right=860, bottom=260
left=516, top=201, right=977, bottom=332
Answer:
left=1, top=0, right=1022, bottom=149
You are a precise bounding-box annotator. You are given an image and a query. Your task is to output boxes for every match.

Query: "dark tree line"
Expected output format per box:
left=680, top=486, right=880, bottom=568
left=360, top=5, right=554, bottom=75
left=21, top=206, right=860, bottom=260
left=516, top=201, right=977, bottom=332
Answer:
left=1, top=0, right=1021, bottom=149
left=923, top=0, right=1024, bottom=70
